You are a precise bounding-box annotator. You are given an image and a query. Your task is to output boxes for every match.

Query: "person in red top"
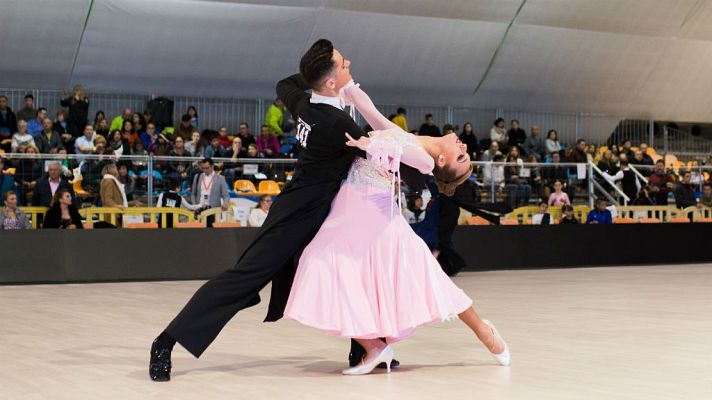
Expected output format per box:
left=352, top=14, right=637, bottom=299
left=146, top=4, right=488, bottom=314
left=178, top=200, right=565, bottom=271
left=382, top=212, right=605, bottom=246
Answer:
left=256, top=124, right=281, bottom=157
left=216, top=126, right=232, bottom=150
left=647, top=160, right=673, bottom=206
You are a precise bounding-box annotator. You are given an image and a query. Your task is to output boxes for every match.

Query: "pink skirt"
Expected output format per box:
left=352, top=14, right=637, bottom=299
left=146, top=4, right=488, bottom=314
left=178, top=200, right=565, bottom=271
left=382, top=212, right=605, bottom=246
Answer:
left=284, top=182, right=472, bottom=342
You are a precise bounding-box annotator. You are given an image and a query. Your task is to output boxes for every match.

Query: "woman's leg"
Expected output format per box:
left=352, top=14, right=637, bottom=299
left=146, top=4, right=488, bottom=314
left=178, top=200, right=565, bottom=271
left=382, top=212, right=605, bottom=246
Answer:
left=458, top=307, right=505, bottom=354
left=351, top=338, right=387, bottom=364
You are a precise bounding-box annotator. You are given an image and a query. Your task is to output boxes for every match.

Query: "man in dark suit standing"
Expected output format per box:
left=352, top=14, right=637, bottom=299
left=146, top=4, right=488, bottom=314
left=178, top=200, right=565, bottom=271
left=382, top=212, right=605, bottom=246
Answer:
left=149, top=39, right=374, bottom=381
left=32, top=162, right=75, bottom=207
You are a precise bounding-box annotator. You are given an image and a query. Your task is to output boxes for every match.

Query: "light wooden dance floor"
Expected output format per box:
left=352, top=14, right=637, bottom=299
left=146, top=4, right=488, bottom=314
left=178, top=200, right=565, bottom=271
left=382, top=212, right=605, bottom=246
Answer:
left=1, top=264, right=711, bottom=399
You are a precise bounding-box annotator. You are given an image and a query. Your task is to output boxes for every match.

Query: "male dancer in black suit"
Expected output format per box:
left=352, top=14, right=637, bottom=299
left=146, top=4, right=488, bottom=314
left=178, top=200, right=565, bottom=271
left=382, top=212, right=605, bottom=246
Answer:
left=149, top=39, right=396, bottom=381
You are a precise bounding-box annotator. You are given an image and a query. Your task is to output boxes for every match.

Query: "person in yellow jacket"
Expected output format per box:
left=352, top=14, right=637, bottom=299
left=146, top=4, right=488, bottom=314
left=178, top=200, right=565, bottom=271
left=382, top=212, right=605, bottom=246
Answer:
left=265, top=98, right=286, bottom=136
left=391, top=107, right=408, bottom=132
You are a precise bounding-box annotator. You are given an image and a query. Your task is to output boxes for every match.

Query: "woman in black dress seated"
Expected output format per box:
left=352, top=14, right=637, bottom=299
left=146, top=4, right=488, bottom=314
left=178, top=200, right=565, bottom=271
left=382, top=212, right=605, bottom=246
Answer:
left=43, top=188, right=83, bottom=229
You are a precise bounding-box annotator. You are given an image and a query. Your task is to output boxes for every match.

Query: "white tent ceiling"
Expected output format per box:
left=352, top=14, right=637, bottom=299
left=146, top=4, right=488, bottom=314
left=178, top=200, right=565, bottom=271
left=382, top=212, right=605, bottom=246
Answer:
left=2, top=0, right=712, bottom=122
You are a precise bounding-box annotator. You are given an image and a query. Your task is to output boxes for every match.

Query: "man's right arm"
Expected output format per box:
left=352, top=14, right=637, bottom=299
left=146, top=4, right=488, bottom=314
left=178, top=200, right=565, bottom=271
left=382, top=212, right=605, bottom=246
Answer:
left=276, top=74, right=310, bottom=116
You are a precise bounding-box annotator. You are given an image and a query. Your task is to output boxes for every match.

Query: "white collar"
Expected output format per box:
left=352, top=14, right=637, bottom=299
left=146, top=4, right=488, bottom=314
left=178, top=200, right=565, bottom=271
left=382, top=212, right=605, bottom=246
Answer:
left=310, top=92, right=344, bottom=110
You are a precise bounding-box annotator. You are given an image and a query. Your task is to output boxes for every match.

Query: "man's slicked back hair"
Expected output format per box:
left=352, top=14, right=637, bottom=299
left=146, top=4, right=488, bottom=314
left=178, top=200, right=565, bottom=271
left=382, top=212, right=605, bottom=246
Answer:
left=300, top=39, right=336, bottom=88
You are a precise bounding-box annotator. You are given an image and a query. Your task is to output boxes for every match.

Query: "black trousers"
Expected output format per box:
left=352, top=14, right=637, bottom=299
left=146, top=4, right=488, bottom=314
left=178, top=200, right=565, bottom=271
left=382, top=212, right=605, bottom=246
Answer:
left=165, top=182, right=339, bottom=358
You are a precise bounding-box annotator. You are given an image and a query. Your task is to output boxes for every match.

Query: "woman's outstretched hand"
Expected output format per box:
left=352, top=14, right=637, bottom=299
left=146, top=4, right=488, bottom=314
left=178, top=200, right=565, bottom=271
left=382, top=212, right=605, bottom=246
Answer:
left=345, top=133, right=371, bottom=151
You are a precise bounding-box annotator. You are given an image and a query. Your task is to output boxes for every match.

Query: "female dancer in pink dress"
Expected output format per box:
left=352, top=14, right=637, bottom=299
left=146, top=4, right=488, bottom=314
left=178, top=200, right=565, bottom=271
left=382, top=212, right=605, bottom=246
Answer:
left=284, top=82, right=510, bottom=375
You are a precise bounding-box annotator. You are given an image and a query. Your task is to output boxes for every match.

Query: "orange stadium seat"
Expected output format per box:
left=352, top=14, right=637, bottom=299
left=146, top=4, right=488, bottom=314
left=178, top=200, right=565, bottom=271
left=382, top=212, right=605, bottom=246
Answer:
left=614, top=218, right=635, bottom=224
left=668, top=217, right=690, bottom=223
left=175, top=222, right=205, bottom=228
left=213, top=221, right=241, bottom=228
left=638, top=218, right=661, bottom=224
left=466, top=216, right=491, bottom=226
left=695, top=218, right=712, bottom=223
left=500, top=219, right=519, bottom=225
left=234, top=180, right=257, bottom=193
left=127, top=222, right=159, bottom=229
left=258, top=180, right=280, bottom=194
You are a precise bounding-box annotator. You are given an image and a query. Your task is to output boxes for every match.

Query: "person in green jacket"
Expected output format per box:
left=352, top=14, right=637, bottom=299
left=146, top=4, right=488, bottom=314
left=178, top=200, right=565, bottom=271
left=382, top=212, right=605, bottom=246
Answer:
left=265, top=98, right=286, bottom=136
left=110, top=108, right=132, bottom=132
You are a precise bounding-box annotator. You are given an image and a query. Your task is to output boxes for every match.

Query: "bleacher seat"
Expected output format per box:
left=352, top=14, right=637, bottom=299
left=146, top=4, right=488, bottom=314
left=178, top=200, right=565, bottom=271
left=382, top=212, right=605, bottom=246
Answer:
left=258, top=180, right=280, bottom=195
left=234, top=180, right=257, bottom=193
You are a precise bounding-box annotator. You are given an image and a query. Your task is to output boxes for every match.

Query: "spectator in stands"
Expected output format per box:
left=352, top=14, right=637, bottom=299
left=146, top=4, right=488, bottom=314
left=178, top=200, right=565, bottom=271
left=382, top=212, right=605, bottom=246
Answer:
left=248, top=195, right=273, bottom=227
left=184, top=131, right=203, bottom=157
left=100, top=163, right=128, bottom=209
left=0, top=158, right=19, bottom=203
left=36, top=118, right=63, bottom=153
left=178, top=107, right=196, bottom=132
left=27, top=108, right=48, bottom=138
left=216, top=126, right=232, bottom=150
left=117, top=162, right=141, bottom=205
left=597, top=150, right=618, bottom=175
left=257, top=125, right=281, bottom=158
left=191, top=158, right=229, bottom=227
left=42, top=188, right=83, bottom=229
left=542, top=152, right=569, bottom=197
left=94, top=110, right=106, bottom=126
left=246, top=143, right=260, bottom=158
left=523, top=125, right=543, bottom=161
left=130, top=140, right=149, bottom=171
left=0, top=191, right=31, bottom=229
left=620, top=139, right=634, bottom=160
left=15, top=94, right=36, bottom=124
left=132, top=112, right=145, bottom=134
left=108, top=130, right=128, bottom=157
left=673, top=171, right=701, bottom=209
left=74, top=124, right=96, bottom=160
left=490, top=118, right=507, bottom=147
left=121, top=119, right=139, bottom=148
left=60, top=84, right=90, bottom=137
left=639, top=143, right=654, bottom=163
left=403, top=194, right=425, bottom=224
left=701, top=183, right=712, bottom=207
left=140, top=122, right=160, bottom=150
left=459, top=122, right=478, bottom=158
left=95, top=117, right=109, bottom=139
left=266, top=98, right=287, bottom=136
left=632, top=188, right=655, bottom=206
left=54, top=111, right=72, bottom=148
left=168, top=137, right=192, bottom=183
left=507, top=119, right=526, bottom=149
left=203, top=136, right=222, bottom=159
left=14, top=145, right=43, bottom=204
left=586, top=198, right=612, bottom=224
left=559, top=204, right=579, bottom=224
left=532, top=201, right=552, bottom=225
left=0, top=95, right=18, bottom=144
left=237, top=122, right=256, bottom=148
left=419, top=114, right=441, bottom=137
left=483, top=154, right=505, bottom=194
left=391, top=107, right=408, bottom=132
left=110, top=107, right=132, bottom=132
left=481, top=141, right=502, bottom=162
left=228, top=137, right=246, bottom=158
left=11, top=120, right=35, bottom=152
left=548, top=180, right=571, bottom=206
left=32, top=161, right=75, bottom=207
left=442, top=124, right=454, bottom=135
left=526, top=155, right=544, bottom=199
left=504, top=149, right=531, bottom=208
left=569, top=139, right=588, bottom=164
left=545, top=129, right=561, bottom=155
left=174, top=114, right=195, bottom=142
left=630, top=150, right=653, bottom=176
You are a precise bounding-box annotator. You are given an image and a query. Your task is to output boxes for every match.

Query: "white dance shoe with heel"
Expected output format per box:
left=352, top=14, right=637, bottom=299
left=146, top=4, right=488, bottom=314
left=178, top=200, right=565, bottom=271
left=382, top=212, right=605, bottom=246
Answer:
left=483, top=319, right=510, bottom=366
left=342, top=345, right=395, bottom=375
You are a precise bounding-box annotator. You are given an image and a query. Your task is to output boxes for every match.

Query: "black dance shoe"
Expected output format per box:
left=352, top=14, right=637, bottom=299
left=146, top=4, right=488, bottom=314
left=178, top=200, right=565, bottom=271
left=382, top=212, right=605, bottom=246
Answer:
left=149, top=339, right=172, bottom=381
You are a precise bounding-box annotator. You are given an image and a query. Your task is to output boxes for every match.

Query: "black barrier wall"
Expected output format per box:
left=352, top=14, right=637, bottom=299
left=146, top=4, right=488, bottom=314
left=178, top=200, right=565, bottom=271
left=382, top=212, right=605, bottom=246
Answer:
left=1, top=224, right=711, bottom=284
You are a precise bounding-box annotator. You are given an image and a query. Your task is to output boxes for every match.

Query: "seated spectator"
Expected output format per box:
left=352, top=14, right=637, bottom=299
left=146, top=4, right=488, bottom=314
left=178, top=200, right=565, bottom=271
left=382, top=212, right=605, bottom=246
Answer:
left=0, top=191, right=31, bottom=229
left=36, top=117, right=63, bottom=153
left=620, top=139, right=634, bottom=160
left=482, top=154, right=505, bottom=193
left=94, top=110, right=106, bottom=127
left=11, top=120, right=35, bottom=152
left=442, top=124, right=455, bottom=136
left=632, top=188, right=655, bottom=206
left=630, top=150, right=653, bottom=175
left=586, top=198, right=612, bottom=224
left=27, top=108, right=48, bottom=138
left=32, top=162, right=75, bottom=207
left=481, top=141, right=502, bottom=162
left=458, top=122, right=478, bottom=158
left=542, top=152, right=570, bottom=197
left=256, top=125, right=281, bottom=158
left=108, top=130, right=128, bottom=157
left=74, top=124, right=96, bottom=159
left=130, top=140, right=149, bottom=171
left=174, top=114, right=195, bottom=142
left=121, top=120, right=139, bottom=148
left=184, top=130, right=204, bottom=157
left=548, top=180, right=571, bottom=206
left=559, top=204, right=579, bottom=224
left=545, top=129, right=561, bottom=155
left=504, top=149, right=531, bottom=208
left=54, top=111, right=72, bottom=149
left=237, top=122, right=256, bottom=148
left=95, top=117, right=110, bottom=139
left=0, top=158, right=19, bottom=203
left=110, top=107, right=132, bottom=132
left=248, top=195, right=273, bottom=227
left=532, top=201, right=552, bottom=225
left=15, top=94, right=36, bottom=125
left=190, top=158, right=230, bottom=227
left=569, top=139, right=587, bottom=164
left=489, top=118, right=507, bottom=147
left=638, top=143, right=654, bottom=163
left=100, top=164, right=128, bottom=209
left=43, top=188, right=84, bottom=229
left=14, top=145, right=43, bottom=204
left=526, top=155, right=544, bottom=199
left=266, top=98, right=287, bottom=136
left=216, top=126, right=232, bottom=150
left=132, top=112, right=145, bottom=134
left=140, top=122, right=160, bottom=149
left=402, top=194, right=425, bottom=224
left=523, top=125, right=544, bottom=161
left=391, top=107, right=408, bottom=132
left=203, top=136, right=223, bottom=159
left=186, top=105, right=199, bottom=130
left=117, top=162, right=142, bottom=206
left=228, top=137, right=246, bottom=158
left=0, top=95, right=18, bottom=148
left=506, top=119, right=526, bottom=149
left=419, top=114, right=441, bottom=137
left=168, top=137, right=192, bottom=183
left=673, top=171, right=701, bottom=209
left=701, top=183, right=712, bottom=208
